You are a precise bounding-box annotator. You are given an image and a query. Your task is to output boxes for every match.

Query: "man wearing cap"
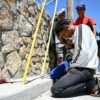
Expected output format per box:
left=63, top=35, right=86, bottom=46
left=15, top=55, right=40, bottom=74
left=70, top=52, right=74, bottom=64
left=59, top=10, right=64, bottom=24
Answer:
left=56, top=8, right=73, bottom=65
left=55, top=8, right=68, bottom=65
left=73, top=3, right=96, bottom=37
left=49, top=8, right=69, bottom=70
left=57, top=8, right=66, bottom=20
left=51, top=19, right=99, bottom=97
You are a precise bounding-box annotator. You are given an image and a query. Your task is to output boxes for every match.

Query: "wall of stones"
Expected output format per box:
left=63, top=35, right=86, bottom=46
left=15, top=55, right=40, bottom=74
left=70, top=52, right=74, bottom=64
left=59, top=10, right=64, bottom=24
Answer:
left=0, top=0, right=50, bottom=79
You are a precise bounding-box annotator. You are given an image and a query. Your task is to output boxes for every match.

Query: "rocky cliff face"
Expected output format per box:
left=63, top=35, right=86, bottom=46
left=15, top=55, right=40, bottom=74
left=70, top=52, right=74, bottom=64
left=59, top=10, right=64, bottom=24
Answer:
left=0, top=0, right=50, bottom=79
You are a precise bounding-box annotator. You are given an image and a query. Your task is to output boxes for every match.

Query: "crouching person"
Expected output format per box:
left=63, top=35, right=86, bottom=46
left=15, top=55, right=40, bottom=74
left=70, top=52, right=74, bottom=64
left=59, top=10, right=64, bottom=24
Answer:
left=51, top=19, right=100, bottom=97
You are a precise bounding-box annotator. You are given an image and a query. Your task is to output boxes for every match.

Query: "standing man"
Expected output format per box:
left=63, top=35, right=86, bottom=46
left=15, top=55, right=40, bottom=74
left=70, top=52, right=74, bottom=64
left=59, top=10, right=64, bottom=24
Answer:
left=55, top=8, right=66, bottom=65
left=51, top=19, right=99, bottom=97
left=56, top=8, right=73, bottom=65
left=49, top=8, right=68, bottom=70
left=73, top=3, right=96, bottom=37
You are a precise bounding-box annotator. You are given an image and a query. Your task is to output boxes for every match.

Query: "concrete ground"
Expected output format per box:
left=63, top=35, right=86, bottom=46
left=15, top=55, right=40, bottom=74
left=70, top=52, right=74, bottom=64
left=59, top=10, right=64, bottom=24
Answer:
left=0, top=75, right=100, bottom=100
left=34, top=90, right=100, bottom=100
left=34, top=75, right=100, bottom=100
left=0, top=75, right=52, bottom=100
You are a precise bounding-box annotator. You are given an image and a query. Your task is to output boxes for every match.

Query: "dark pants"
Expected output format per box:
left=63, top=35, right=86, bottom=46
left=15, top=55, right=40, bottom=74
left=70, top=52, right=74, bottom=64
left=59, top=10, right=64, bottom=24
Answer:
left=51, top=67, right=96, bottom=97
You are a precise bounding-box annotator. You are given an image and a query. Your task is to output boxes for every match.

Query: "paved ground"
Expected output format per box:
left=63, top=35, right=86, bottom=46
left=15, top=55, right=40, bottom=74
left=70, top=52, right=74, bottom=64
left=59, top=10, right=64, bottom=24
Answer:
left=34, top=90, right=100, bottom=100
left=0, top=76, right=52, bottom=100
left=0, top=75, right=100, bottom=100
left=34, top=74, right=100, bottom=100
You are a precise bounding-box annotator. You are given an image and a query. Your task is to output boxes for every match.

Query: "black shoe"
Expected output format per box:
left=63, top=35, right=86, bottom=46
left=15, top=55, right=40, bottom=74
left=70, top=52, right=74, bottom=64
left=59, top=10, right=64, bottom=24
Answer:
left=85, top=79, right=97, bottom=93
left=91, top=86, right=100, bottom=97
left=91, top=78, right=100, bottom=97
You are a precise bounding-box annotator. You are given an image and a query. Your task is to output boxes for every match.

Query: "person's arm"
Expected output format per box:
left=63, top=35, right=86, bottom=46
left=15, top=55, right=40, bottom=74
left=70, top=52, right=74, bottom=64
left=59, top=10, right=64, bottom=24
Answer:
left=88, top=17, right=96, bottom=37
left=92, top=24, right=96, bottom=37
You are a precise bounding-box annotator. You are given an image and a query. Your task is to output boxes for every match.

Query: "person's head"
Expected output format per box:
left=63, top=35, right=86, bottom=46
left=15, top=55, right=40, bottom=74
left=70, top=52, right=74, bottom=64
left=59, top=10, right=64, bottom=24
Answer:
left=57, top=8, right=66, bottom=20
left=76, top=3, right=86, bottom=18
left=55, top=19, right=75, bottom=43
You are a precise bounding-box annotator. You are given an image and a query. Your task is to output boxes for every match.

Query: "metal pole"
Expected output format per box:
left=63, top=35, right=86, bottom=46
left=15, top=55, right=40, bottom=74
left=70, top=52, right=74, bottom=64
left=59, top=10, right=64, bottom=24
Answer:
left=45, top=0, right=55, bottom=6
left=41, top=0, right=58, bottom=76
left=22, top=0, right=47, bottom=84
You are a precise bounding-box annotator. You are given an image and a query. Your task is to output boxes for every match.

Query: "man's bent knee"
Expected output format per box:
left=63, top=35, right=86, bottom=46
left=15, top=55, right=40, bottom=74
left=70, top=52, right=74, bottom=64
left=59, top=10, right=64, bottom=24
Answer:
left=51, top=85, right=62, bottom=97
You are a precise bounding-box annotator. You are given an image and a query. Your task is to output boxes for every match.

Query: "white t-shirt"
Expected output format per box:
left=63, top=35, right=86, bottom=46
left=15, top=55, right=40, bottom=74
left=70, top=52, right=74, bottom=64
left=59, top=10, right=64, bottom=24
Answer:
left=71, top=24, right=99, bottom=70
